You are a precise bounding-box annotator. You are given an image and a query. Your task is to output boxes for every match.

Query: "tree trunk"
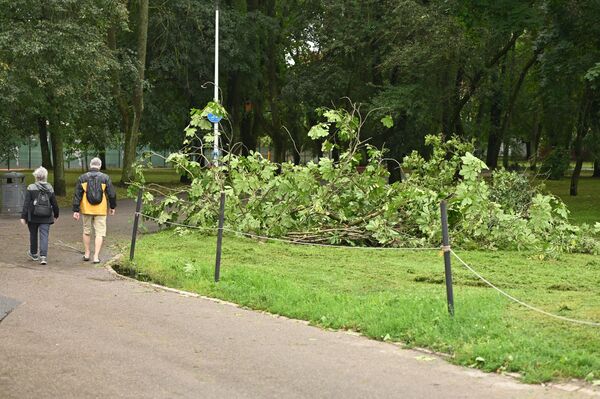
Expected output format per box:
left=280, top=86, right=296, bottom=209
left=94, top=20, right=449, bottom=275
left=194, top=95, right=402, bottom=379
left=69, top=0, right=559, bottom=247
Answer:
left=121, top=0, right=149, bottom=184
left=499, top=50, right=541, bottom=171
left=272, top=135, right=286, bottom=164
left=487, top=94, right=502, bottom=169
left=439, top=61, right=455, bottom=137
left=486, top=59, right=505, bottom=169
left=264, top=0, right=286, bottom=163
left=530, top=120, right=542, bottom=171
left=593, top=160, right=600, bottom=178
left=38, top=117, right=53, bottom=169
left=292, top=150, right=301, bottom=165
left=570, top=88, right=591, bottom=196
left=387, top=159, right=402, bottom=183
left=227, top=71, right=243, bottom=154
left=240, top=104, right=256, bottom=156
left=99, top=147, right=107, bottom=171
left=50, top=130, right=66, bottom=196
left=502, top=139, right=510, bottom=168
left=570, top=162, right=584, bottom=195
left=291, top=123, right=302, bottom=165
left=108, top=23, right=131, bottom=177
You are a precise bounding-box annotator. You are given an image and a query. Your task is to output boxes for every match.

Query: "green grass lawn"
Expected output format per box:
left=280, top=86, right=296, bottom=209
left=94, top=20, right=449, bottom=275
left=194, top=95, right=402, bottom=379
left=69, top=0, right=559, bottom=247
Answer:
left=118, top=231, right=600, bottom=384
left=16, top=168, right=181, bottom=207
left=542, top=176, right=600, bottom=225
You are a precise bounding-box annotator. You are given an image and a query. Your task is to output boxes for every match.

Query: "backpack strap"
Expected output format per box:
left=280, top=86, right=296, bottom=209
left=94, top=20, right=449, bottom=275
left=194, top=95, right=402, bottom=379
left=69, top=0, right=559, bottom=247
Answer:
left=82, top=172, right=92, bottom=190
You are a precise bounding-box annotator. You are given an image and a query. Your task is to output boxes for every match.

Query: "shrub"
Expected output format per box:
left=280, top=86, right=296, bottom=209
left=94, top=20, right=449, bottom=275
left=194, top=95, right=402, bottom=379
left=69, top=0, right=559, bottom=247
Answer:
left=489, top=169, right=536, bottom=215
left=541, top=148, right=571, bottom=180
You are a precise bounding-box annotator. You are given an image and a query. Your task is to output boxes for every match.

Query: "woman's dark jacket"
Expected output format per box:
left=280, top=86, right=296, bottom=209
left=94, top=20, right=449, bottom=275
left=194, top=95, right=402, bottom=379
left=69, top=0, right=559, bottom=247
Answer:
left=20, top=182, right=60, bottom=224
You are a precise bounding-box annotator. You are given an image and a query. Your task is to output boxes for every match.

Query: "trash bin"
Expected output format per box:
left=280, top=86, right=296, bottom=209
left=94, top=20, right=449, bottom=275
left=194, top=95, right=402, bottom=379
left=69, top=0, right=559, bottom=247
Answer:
left=0, top=172, right=26, bottom=216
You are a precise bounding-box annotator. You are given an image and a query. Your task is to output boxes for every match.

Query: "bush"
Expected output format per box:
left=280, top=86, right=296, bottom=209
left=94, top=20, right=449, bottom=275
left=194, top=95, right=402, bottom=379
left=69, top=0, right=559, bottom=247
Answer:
left=541, top=148, right=571, bottom=180
left=489, top=169, right=536, bottom=215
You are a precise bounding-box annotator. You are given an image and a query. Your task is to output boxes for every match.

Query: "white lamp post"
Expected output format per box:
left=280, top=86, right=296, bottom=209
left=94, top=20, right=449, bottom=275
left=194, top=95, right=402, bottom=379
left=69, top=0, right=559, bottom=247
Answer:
left=212, top=1, right=220, bottom=165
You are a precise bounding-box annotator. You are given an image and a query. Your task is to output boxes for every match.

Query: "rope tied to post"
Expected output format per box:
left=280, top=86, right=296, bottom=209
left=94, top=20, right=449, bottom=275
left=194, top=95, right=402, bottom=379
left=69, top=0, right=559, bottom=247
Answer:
left=451, top=249, right=600, bottom=327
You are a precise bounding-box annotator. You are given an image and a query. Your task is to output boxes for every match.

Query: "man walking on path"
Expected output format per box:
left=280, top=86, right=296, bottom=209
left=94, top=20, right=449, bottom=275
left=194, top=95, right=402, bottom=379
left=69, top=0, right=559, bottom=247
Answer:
left=72, top=157, right=117, bottom=264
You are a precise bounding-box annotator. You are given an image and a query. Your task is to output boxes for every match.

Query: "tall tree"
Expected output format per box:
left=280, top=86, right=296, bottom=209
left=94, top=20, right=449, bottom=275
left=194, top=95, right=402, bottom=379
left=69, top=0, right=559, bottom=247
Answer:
left=118, top=0, right=149, bottom=184
left=537, top=1, right=600, bottom=194
left=0, top=0, right=124, bottom=194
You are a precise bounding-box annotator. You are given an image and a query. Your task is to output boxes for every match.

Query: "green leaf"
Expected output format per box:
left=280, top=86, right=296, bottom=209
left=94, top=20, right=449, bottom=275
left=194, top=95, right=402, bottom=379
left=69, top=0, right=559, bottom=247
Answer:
left=184, top=126, right=197, bottom=137
left=321, top=140, right=334, bottom=153
left=323, top=109, right=342, bottom=122
left=381, top=115, right=394, bottom=128
left=183, top=262, right=196, bottom=275
left=199, top=119, right=212, bottom=130
left=203, top=133, right=215, bottom=144
left=308, top=123, right=330, bottom=139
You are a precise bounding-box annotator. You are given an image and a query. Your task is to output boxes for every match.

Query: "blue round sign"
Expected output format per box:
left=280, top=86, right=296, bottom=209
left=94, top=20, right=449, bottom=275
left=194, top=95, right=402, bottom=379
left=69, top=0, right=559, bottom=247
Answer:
left=207, top=113, right=222, bottom=123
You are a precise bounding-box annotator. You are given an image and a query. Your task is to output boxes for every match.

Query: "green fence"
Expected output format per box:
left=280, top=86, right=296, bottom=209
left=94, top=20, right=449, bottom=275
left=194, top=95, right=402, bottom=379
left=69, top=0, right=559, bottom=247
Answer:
left=0, top=142, right=170, bottom=170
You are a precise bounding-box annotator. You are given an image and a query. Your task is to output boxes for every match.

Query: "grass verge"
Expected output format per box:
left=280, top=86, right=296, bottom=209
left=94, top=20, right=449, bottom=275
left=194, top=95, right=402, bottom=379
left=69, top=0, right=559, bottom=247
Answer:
left=542, top=176, right=600, bottom=225
left=117, top=230, right=600, bottom=384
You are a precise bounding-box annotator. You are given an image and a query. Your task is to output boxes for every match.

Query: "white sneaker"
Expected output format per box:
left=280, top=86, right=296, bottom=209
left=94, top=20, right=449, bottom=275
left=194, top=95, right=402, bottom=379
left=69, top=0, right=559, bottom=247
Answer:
left=27, top=251, right=39, bottom=261
left=40, top=256, right=47, bottom=265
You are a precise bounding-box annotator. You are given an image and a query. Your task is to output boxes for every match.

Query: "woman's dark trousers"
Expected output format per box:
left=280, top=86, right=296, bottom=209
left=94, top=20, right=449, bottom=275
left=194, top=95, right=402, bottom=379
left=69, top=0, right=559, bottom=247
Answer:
left=28, top=223, right=50, bottom=257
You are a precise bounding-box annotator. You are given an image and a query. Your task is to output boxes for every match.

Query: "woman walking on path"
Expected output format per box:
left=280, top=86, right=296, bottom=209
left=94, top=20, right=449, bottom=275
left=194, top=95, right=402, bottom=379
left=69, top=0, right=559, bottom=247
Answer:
left=20, top=166, right=60, bottom=265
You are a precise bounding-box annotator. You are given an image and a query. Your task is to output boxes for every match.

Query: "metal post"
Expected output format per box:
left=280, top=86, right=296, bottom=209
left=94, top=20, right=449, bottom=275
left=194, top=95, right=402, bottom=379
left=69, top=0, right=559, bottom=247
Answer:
left=214, top=191, right=226, bottom=282
left=212, top=1, right=220, bottom=166
left=440, top=200, right=455, bottom=316
left=130, top=188, right=143, bottom=261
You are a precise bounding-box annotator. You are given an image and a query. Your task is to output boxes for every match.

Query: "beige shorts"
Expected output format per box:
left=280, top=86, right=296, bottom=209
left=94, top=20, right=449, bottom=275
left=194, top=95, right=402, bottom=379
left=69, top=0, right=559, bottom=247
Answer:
left=82, top=215, right=107, bottom=237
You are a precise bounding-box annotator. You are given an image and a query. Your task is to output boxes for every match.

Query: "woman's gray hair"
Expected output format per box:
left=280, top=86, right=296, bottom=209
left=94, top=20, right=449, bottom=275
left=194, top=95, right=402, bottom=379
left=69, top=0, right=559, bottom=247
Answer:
left=32, top=166, right=48, bottom=182
left=90, top=157, right=102, bottom=170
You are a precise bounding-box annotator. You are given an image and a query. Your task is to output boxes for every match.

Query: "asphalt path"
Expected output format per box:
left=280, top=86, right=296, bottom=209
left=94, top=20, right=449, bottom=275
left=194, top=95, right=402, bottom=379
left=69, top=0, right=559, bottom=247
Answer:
left=0, top=201, right=597, bottom=398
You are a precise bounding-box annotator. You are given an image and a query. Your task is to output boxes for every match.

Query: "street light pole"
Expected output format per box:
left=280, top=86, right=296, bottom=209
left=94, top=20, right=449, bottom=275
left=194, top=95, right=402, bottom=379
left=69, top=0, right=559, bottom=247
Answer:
left=212, top=1, right=220, bottom=166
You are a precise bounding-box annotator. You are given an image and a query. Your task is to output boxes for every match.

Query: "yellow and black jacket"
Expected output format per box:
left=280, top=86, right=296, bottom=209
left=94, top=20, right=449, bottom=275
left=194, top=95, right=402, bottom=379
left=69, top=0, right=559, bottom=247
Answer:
left=72, top=170, right=117, bottom=215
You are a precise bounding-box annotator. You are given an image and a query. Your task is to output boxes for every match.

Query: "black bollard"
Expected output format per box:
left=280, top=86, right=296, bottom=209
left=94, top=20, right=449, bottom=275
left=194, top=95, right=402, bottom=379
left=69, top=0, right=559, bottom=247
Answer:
left=129, top=188, right=143, bottom=261
left=440, top=200, right=455, bottom=316
left=214, top=191, right=226, bottom=282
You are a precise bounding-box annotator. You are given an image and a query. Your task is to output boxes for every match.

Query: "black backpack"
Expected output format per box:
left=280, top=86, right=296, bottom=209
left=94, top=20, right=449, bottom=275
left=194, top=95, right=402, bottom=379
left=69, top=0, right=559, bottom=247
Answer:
left=33, top=185, right=52, bottom=217
left=85, top=173, right=104, bottom=205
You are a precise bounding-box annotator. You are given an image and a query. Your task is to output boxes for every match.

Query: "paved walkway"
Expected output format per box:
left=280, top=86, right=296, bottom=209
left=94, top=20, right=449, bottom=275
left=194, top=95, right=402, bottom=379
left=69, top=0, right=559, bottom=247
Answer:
left=0, top=202, right=597, bottom=398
